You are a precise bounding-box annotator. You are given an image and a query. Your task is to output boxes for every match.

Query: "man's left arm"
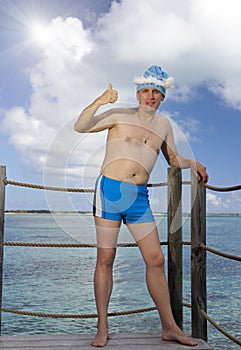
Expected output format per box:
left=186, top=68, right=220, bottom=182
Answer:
left=161, top=120, right=209, bottom=183
left=170, top=154, right=208, bottom=183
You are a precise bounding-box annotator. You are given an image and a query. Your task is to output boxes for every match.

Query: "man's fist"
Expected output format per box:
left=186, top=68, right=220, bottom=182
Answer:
left=98, top=83, right=118, bottom=105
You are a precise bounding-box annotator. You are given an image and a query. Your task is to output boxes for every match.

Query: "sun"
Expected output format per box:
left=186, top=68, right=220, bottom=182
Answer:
left=31, top=21, right=49, bottom=45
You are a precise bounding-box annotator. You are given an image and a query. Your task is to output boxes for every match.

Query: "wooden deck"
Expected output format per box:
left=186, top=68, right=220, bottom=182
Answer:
left=0, top=332, right=213, bottom=349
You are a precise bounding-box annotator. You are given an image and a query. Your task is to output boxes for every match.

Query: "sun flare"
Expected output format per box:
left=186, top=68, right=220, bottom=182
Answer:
left=31, top=21, right=49, bottom=45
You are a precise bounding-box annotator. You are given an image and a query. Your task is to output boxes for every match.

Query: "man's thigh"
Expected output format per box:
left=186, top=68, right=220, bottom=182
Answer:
left=127, top=221, right=157, bottom=243
left=95, top=216, right=121, bottom=248
left=127, top=222, right=164, bottom=264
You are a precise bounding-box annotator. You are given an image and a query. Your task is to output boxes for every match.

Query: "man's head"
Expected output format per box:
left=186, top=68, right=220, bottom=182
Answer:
left=136, top=87, right=164, bottom=110
left=134, top=65, right=174, bottom=97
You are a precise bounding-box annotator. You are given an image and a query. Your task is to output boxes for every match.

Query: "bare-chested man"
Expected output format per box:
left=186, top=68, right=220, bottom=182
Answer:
left=74, top=66, right=208, bottom=347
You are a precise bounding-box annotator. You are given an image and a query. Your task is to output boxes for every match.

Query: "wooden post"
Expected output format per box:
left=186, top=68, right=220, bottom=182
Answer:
left=0, top=165, right=6, bottom=335
left=191, top=172, right=207, bottom=340
left=167, top=168, right=183, bottom=329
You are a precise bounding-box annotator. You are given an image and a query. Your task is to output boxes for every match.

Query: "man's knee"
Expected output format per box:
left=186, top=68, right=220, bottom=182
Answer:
left=97, top=248, right=116, bottom=267
left=147, top=250, right=165, bottom=269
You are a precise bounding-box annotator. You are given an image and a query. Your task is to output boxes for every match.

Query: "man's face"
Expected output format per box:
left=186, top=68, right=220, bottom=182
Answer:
left=136, top=88, right=165, bottom=110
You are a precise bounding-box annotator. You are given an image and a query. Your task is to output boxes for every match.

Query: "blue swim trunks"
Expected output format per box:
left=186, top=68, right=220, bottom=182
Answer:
left=93, top=175, right=154, bottom=224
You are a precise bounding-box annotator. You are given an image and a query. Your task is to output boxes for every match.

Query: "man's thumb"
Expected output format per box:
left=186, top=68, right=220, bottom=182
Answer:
left=108, top=83, right=113, bottom=91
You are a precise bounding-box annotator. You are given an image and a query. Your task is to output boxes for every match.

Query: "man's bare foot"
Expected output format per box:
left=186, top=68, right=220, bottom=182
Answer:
left=91, top=325, right=109, bottom=347
left=162, top=326, right=198, bottom=347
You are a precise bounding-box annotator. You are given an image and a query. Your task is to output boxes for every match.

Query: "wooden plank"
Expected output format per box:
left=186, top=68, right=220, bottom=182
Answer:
left=167, top=167, right=183, bottom=329
left=191, top=172, right=207, bottom=340
left=0, top=332, right=213, bottom=349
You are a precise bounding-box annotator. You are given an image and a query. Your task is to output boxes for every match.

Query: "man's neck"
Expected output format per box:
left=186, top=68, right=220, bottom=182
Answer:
left=138, top=104, right=157, bottom=120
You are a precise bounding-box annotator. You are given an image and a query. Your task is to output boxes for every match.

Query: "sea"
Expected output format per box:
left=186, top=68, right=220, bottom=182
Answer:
left=1, top=213, right=241, bottom=349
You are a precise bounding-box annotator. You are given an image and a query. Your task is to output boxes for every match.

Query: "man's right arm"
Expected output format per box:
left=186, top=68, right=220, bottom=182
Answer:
left=74, top=83, right=118, bottom=133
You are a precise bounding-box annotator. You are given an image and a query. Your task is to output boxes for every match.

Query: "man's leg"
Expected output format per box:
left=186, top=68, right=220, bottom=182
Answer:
left=127, top=222, right=198, bottom=347
left=91, top=217, right=121, bottom=347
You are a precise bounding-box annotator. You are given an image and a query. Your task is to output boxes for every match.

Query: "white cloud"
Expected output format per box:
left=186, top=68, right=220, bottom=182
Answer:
left=207, top=193, right=224, bottom=208
left=32, top=16, right=93, bottom=60
left=1, top=0, right=241, bottom=187
left=1, top=106, right=54, bottom=170
left=209, top=78, right=241, bottom=111
left=95, top=0, right=241, bottom=83
left=207, top=192, right=241, bottom=213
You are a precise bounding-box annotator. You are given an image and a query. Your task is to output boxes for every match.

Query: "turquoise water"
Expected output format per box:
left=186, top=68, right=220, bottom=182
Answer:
left=2, top=213, right=241, bottom=349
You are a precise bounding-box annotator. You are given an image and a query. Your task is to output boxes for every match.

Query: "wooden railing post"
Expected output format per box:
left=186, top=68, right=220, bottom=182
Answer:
left=191, top=172, right=207, bottom=340
left=167, top=167, right=183, bottom=329
left=0, top=165, right=6, bottom=336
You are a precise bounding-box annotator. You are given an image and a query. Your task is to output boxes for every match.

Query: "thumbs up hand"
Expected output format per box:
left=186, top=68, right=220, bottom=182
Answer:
left=97, top=83, right=119, bottom=105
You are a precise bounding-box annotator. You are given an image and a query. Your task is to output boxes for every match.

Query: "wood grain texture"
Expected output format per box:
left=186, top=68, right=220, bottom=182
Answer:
left=0, top=332, right=213, bottom=349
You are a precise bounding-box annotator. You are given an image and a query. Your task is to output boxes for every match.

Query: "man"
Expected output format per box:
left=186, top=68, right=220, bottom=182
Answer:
left=74, top=65, right=208, bottom=347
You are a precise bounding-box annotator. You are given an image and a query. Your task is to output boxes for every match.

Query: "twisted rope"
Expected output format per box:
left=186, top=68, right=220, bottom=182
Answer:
left=3, top=241, right=97, bottom=248
left=1, top=306, right=156, bottom=319
left=182, top=303, right=192, bottom=308
left=200, top=243, right=241, bottom=262
left=2, top=241, right=192, bottom=248
left=3, top=179, right=94, bottom=192
left=3, top=178, right=241, bottom=193
left=1, top=303, right=193, bottom=319
left=3, top=179, right=192, bottom=191
left=202, top=183, right=241, bottom=192
left=147, top=181, right=191, bottom=187
left=1, top=303, right=192, bottom=319
left=147, top=182, right=167, bottom=187
left=200, top=309, right=241, bottom=346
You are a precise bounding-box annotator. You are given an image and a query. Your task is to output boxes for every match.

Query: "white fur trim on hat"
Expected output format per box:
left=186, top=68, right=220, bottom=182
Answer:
left=133, top=76, right=174, bottom=89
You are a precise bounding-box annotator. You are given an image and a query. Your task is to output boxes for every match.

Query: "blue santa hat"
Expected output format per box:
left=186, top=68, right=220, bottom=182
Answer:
left=133, top=65, right=174, bottom=96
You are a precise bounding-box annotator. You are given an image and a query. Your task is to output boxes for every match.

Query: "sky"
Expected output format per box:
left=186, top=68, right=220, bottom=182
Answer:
left=0, top=0, right=241, bottom=213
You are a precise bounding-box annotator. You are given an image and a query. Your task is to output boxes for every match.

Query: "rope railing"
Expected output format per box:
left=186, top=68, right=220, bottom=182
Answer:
left=3, top=179, right=191, bottom=192
left=3, top=179, right=95, bottom=193
left=202, top=182, right=241, bottom=192
left=200, top=309, right=241, bottom=346
left=2, top=241, right=193, bottom=248
left=4, top=178, right=241, bottom=193
left=1, top=302, right=192, bottom=319
left=200, top=243, right=241, bottom=262
left=0, top=306, right=157, bottom=319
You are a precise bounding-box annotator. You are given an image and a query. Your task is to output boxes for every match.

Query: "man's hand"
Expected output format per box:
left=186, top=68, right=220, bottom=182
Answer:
left=193, top=161, right=209, bottom=183
left=97, top=83, right=118, bottom=105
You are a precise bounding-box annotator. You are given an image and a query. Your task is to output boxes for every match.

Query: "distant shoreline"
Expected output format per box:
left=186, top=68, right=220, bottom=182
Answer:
left=4, top=210, right=241, bottom=216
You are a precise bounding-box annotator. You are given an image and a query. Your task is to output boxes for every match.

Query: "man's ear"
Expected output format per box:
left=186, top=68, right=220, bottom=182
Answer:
left=136, top=91, right=140, bottom=101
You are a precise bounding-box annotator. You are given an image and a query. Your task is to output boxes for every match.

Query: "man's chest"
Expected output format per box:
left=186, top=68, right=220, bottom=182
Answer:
left=108, top=123, right=165, bottom=155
